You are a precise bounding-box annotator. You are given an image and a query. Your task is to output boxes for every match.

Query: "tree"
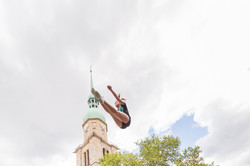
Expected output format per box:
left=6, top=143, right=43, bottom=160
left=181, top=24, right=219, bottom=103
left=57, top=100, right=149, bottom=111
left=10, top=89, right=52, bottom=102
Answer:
left=99, top=151, right=143, bottom=166
left=175, top=146, right=217, bottom=166
left=136, top=134, right=181, bottom=166
left=99, top=134, right=218, bottom=166
left=99, top=152, right=122, bottom=166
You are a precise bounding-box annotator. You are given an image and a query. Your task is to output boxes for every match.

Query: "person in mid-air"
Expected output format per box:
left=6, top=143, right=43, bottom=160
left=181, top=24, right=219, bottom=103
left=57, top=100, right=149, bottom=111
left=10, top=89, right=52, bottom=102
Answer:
left=91, top=85, right=131, bottom=129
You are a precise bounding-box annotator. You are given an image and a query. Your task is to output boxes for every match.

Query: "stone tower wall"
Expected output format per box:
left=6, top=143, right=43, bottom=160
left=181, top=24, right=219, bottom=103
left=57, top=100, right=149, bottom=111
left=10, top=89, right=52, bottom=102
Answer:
left=83, top=119, right=108, bottom=143
left=75, top=118, right=118, bottom=166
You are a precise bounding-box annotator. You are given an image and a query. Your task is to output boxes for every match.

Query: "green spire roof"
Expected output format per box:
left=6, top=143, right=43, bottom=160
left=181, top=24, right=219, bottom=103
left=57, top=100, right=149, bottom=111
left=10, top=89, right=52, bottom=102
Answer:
left=90, top=65, right=94, bottom=90
left=83, top=66, right=106, bottom=123
left=88, top=93, right=95, bottom=99
left=83, top=108, right=106, bottom=123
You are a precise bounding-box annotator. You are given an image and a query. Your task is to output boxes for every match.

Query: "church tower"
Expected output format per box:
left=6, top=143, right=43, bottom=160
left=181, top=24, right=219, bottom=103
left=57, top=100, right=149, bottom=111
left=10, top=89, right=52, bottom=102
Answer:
left=74, top=68, right=119, bottom=166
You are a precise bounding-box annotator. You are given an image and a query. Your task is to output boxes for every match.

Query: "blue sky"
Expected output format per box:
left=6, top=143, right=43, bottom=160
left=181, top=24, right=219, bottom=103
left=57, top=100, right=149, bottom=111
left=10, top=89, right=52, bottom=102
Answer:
left=130, top=114, right=208, bottom=154
left=147, top=114, right=208, bottom=150
left=170, top=114, right=208, bottom=150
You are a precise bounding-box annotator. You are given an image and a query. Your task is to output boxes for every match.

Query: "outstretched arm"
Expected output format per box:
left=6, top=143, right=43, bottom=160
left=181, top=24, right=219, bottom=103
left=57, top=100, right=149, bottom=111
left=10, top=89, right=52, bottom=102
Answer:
left=107, top=85, right=125, bottom=104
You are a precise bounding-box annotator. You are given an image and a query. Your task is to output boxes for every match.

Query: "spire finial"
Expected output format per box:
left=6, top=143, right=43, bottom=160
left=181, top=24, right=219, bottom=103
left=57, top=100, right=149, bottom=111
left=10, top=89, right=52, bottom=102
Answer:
left=90, top=65, right=93, bottom=89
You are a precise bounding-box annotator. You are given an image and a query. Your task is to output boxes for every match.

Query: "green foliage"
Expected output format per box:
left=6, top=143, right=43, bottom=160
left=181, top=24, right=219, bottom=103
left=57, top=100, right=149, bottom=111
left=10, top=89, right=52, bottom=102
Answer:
left=99, top=152, right=122, bottom=166
left=99, top=151, right=143, bottom=166
left=99, top=134, right=218, bottom=166
left=175, top=146, right=218, bottom=166
left=136, top=134, right=181, bottom=166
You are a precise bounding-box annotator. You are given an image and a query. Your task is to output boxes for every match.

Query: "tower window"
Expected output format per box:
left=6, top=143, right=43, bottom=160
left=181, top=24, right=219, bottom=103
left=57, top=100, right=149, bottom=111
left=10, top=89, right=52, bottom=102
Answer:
left=92, top=105, right=94, bottom=107
left=84, top=152, right=86, bottom=166
left=87, top=149, right=90, bottom=165
left=103, top=148, right=105, bottom=156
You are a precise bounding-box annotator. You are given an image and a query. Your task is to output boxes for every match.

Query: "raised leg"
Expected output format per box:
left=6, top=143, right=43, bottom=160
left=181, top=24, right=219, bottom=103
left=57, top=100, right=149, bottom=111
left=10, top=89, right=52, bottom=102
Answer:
left=102, top=100, right=129, bottom=124
left=101, top=103, right=123, bottom=128
left=91, top=88, right=129, bottom=126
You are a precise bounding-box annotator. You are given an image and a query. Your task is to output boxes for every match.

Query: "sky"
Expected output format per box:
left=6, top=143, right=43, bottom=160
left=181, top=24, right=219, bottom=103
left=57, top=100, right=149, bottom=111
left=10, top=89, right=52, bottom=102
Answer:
left=0, top=0, right=250, bottom=166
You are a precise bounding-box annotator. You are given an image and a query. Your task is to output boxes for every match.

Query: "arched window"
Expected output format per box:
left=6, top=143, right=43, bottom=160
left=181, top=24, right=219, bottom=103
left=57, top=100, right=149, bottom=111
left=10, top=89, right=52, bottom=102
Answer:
left=103, top=148, right=105, bottom=156
left=84, top=152, right=86, bottom=166
left=87, top=150, right=90, bottom=165
left=107, top=150, right=109, bottom=154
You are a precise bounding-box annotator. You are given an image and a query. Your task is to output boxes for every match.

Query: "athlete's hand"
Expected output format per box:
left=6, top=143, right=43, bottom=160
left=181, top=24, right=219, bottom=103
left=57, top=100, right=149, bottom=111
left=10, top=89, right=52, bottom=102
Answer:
left=107, top=85, right=112, bottom=90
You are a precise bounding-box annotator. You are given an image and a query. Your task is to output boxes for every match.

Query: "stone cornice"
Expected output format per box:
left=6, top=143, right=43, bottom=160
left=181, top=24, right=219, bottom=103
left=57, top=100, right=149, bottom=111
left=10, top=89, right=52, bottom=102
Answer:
left=82, top=118, right=108, bottom=132
left=74, top=132, right=119, bottom=153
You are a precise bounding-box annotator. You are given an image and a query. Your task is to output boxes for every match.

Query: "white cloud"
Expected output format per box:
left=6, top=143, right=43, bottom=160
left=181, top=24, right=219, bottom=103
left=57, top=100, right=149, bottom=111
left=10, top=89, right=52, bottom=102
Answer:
left=1, top=0, right=250, bottom=166
left=195, top=100, right=250, bottom=166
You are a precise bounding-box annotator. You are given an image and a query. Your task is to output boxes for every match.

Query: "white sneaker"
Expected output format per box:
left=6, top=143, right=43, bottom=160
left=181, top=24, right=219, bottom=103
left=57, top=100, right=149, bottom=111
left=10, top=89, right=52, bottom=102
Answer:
left=91, top=88, right=104, bottom=104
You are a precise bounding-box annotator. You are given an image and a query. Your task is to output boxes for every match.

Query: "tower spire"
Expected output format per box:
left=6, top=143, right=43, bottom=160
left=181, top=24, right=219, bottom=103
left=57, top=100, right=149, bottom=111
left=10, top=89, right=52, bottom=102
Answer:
left=87, top=65, right=99, bottom=109
left=90, top=65, right=93, bottom=90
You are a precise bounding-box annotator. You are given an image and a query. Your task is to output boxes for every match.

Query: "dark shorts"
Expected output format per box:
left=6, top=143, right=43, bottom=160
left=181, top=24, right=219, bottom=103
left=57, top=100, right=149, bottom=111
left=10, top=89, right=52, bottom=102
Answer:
left=121, top=115, right=131, bottom=129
